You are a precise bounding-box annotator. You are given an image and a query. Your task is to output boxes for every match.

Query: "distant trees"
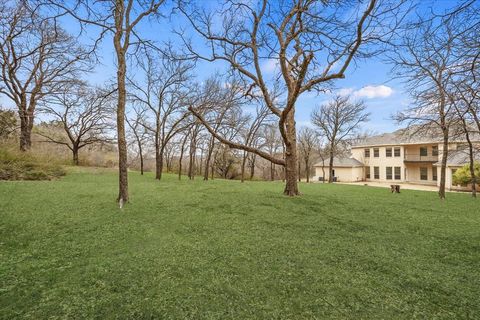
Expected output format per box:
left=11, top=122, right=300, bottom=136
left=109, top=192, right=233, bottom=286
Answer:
left=311, top=95, right=369, bottom=183
left=128, top=52, right=192, bottom=180
left=0, top=2, right=89, bottom=151
left=37, top=84, right=114, bottom=165
left=297, top=127, right=319, bottom=183
left=180, top=0, right=406, bottom=196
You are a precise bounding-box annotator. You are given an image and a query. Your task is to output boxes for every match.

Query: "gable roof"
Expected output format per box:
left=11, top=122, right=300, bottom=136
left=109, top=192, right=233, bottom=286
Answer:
left=314, top=157, right=364, bottom=168
left=352, top=126, right=480, bottom=148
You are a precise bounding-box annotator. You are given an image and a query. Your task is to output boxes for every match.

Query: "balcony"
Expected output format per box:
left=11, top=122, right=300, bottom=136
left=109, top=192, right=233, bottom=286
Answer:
left=404, top=154, right=439, bottom=162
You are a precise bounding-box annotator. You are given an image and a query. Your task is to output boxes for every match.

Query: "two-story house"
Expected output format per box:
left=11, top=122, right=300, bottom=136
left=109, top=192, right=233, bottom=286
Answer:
left=313, top=128, right=480, bottom=190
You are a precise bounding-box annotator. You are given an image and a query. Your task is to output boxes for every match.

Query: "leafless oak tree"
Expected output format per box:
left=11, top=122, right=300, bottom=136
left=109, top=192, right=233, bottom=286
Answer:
left=47, top=0, right=166, bottom=207
left=0, top=2, right=89, bottom=151
left=37, top=84, right=114, bottom=165
left=311, top=95, right=369, bottom=183
left=297, top=127, right=319, bottom=183
left=180, top=0, right=406, bottom=195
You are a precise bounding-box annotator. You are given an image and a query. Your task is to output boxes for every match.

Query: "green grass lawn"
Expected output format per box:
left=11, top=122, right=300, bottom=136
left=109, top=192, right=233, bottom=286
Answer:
left=1, top=168, right=479, bottom=319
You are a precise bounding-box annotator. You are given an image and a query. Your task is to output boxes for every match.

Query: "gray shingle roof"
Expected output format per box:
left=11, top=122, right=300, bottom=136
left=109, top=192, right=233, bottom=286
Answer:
left=314, top=157, right=364, bottom=168
left=352, top=126, right=480, bottom=148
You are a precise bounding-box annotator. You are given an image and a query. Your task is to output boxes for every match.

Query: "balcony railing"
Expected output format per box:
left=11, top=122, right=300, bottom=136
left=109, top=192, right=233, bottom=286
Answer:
left=404, top=154, right=439, bottom=162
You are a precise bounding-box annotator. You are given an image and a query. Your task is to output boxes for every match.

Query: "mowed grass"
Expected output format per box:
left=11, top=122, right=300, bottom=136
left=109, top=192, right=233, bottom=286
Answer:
left=1, top=168, right=479, bottom=319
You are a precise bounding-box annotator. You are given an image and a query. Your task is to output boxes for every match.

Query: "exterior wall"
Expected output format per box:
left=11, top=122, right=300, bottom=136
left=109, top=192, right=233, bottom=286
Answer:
left=405, top=163, right=437, bottom=185
left=313, top=166, right=363, bottom=182
left=352, top=146, right=405, bottom=182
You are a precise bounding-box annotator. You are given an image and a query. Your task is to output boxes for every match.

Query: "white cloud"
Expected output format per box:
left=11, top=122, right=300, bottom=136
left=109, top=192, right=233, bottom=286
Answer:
left=353, top=85, right=393, bottom=99
left=262, top=58, right=279, bottom=73
left=337, top=88, right=354, bottom=96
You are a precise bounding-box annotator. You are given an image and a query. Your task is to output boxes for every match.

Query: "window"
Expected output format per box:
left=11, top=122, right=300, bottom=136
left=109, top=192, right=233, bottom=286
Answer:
left=420, top=167, right=428, bottom=180
left=364, top=148, right=370, bottom=158
left=420, top=147, right=428, bottom=157
left=374, top=166, right=380, bottom=179
left=432, top=146, right=439, bottom=156
left=386, top=167, right=392, bottom=180
left=366, top=167, right=371, bottom=179
left=394, top=167, right=401, bottom=180
left=432, top=167, right=437, bottom=181
left=373, top=148, right=379, bottom=157
left=386, top=148, right=392, bottom=157
left=394, top=147, right=401, bottom=157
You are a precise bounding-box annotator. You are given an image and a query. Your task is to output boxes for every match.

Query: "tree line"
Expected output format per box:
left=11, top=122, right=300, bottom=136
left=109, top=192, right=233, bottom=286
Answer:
left=0, top=0, right=479, bottom=205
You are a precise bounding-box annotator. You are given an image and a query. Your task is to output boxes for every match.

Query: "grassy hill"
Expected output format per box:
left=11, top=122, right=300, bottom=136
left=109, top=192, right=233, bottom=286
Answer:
left=1, top=168, right=479, bottom=319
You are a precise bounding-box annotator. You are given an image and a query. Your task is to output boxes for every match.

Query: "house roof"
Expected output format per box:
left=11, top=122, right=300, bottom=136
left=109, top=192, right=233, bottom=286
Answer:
left=352, top=126, right=480, bottom=148
left=434, top=149, right=480, bottom=167
left=314, top=157, right=364, bottom=168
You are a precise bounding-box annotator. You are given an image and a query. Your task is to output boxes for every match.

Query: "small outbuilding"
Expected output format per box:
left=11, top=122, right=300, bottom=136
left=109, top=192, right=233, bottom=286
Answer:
left=313, top=157, right=364, bottom=182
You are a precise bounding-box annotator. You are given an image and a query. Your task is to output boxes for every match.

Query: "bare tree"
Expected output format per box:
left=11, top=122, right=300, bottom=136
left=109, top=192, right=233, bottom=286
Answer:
left=239, top=105, right=270, bottom=182
left=48, top=0, right=166, bottom=207
left=390, top=7, right=477, bottom=199
left=128, top=51, right=192, bottom=180
left=298, top=127, right=319, bottom=183
left=0, top=2, right=89, bottom=151
left=126, top=106, right=149, bottom=175
left=37, top=84, right=114, bottom=165
left=311, top=95, right=369, bottom=183
left=180, top=0, right=406, bottom=195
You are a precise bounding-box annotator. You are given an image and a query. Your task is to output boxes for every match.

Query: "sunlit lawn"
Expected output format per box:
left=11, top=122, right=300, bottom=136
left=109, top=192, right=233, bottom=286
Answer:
left=1, top=168, right=479, bottom=319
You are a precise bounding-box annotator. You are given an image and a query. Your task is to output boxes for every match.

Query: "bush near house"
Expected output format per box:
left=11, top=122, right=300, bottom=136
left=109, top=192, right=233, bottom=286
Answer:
left=452, top=162, right=480, bottom=186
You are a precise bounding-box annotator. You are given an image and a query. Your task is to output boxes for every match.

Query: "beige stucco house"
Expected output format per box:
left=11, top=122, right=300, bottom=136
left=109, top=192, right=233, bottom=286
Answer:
left=313, top=128, right=480, bottom=190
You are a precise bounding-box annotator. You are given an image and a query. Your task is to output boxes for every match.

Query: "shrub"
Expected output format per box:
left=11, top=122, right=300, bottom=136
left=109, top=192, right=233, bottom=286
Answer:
left=0, top=147, right=66, bottom=181
left=452, top=162, right=480, bottom=186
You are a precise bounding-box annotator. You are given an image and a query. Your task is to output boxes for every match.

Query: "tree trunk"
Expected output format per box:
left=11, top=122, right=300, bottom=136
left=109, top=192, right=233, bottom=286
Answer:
left=438, top=128, right=449, bottom=199
left=19, top=109, right=33, bottom=151
left=283, top=111, right=299, bottom=196
left=72, top=146, right=79, bottom=166
left=328, top=149, right=334, bottom=183
left=270, top=162, right=275, bottom=181
left=241, top=151, right=247, bottom=183
left=249, top=154, right=256, bottom=180
left=178, top=133, right=189, bottom=180
left=115, top=47, right=129, bottom=207
left=464, top=124, right=476, bottom=198
left=188, top=140, right=196, bottom=180
left=156, top=146, right=164, bottom=180
left=305, top=159, right=310, bottom=183
left=204, top=138, right=214, bottom=180
left=139, top=143, right=144, bottom=175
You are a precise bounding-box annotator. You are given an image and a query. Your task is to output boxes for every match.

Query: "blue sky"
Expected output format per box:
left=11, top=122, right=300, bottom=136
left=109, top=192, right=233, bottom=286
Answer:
left=1, top=0, right=460, bottom=134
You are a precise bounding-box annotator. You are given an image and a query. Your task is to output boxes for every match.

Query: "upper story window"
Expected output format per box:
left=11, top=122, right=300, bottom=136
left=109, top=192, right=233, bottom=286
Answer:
left=420, top=147, right=428, bottom=157
left=373, top=148, right=379, bottom=157
left=394, top=147, right=401, bottom=157
left=386, top=148, right=392, bottom=157
left=364, top=148, right=370, bottom=158
left=432, top=146, right=439, bottom=156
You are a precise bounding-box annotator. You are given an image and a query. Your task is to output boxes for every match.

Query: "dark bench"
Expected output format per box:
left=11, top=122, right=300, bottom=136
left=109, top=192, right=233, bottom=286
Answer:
left=390, top=185, right=401, bottom=193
